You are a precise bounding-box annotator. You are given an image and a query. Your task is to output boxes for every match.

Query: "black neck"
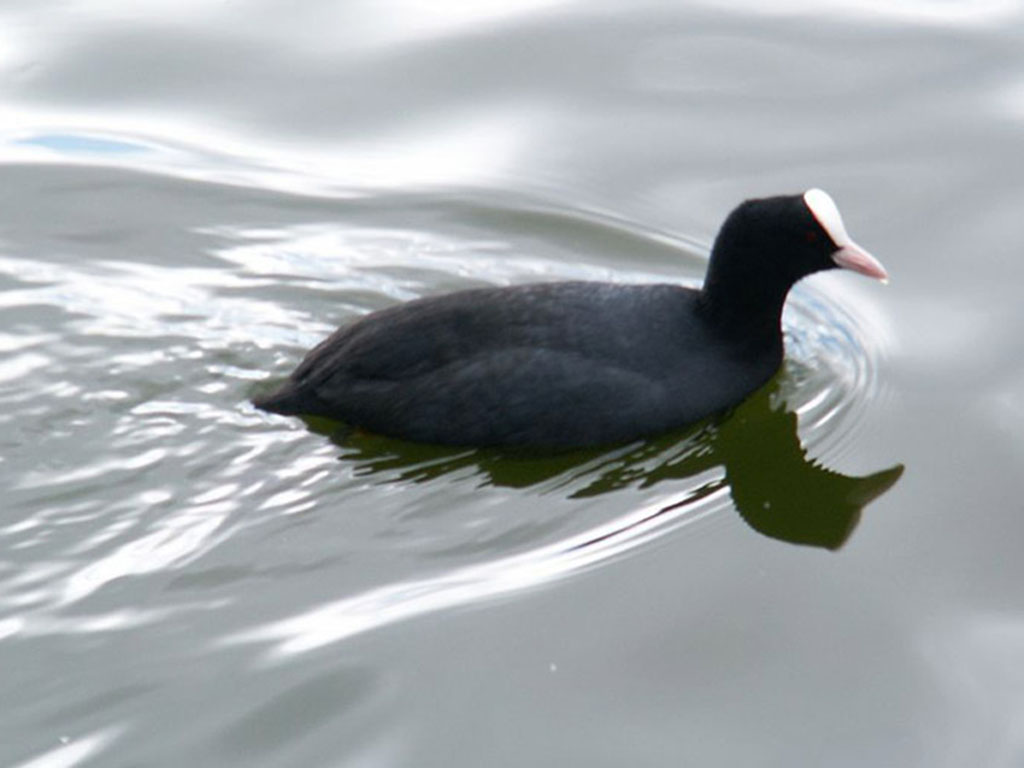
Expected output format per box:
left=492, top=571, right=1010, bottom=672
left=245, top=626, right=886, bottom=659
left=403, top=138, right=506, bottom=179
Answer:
left=699, top=265, right=790, bottom=335
left=697, top=240, right=794, bottom=348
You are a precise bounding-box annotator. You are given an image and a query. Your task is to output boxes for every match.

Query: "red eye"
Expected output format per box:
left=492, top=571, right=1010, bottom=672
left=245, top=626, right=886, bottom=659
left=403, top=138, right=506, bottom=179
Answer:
left=805, top=230, right=819, bottom=243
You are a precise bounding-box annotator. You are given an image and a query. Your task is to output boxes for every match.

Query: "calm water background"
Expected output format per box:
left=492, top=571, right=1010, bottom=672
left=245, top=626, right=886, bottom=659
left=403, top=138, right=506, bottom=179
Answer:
left=2, top=1, right=1023, bottom=766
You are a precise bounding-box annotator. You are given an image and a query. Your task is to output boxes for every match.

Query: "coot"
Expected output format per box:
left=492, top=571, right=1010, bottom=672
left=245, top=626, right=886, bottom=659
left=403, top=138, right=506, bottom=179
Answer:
left=254, top=189, right=888, bottom=447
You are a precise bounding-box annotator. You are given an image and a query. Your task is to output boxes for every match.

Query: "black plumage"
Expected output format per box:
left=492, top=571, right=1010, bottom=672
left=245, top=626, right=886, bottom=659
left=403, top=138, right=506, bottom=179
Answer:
left=254, top=190, right=886, bottom=447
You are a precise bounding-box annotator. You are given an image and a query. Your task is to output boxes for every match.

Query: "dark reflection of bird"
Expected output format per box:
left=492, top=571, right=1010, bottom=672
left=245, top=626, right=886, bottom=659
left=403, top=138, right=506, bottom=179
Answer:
left=712, top=388, right=902, bottom=550
left=254, top=190, right=888, bottom=448
left=303, top=376, right=903, bottom=551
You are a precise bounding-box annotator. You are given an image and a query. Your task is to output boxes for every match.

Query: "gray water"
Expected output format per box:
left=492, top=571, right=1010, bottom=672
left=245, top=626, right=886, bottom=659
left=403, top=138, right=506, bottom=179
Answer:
left=3, top=2, right=1024, bottom=766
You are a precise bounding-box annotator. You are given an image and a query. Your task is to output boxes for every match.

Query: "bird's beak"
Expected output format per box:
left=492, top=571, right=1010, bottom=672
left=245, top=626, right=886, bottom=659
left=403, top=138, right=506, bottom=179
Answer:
left=832, top=241, right=889, bottom=283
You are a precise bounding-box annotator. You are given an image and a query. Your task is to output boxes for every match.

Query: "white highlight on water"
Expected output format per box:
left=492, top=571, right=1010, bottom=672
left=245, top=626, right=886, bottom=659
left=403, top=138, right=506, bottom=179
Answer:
left=219, top=477, right=730, bottom=659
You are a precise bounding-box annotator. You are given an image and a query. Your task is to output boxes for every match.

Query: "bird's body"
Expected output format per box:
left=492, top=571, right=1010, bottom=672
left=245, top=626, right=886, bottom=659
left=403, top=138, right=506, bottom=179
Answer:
left=255, top=281, right=780, bottom=446
left=254, top=190, right=887, bottom=447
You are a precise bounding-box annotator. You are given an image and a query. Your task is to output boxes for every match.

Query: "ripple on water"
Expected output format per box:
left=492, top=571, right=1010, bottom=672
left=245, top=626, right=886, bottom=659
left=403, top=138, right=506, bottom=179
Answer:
left=0, top=165, right=898, bottom=663
left=228, top=296, right=893, bottom=656
left=216, top=195, right=896, bottom=656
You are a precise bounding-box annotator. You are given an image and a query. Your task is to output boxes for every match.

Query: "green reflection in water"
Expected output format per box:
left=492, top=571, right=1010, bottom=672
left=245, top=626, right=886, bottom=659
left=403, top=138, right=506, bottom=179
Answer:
left=302, top=377, right=902, bottom=551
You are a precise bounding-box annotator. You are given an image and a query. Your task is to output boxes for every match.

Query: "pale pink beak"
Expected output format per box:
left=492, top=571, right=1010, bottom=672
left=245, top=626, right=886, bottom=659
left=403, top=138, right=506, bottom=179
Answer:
left=832, top=241, right=889, bottom=283
left=803, top=188, right=889, bottom=283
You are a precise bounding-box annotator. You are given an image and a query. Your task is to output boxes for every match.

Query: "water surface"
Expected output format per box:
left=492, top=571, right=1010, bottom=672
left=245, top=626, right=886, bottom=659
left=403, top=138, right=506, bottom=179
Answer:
left=2, top=2, right=1023, bottom=766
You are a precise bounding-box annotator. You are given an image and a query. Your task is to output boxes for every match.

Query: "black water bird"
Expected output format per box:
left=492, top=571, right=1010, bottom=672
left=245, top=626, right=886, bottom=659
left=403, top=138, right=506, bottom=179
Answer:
left=254, top=189, right=888, bottom=447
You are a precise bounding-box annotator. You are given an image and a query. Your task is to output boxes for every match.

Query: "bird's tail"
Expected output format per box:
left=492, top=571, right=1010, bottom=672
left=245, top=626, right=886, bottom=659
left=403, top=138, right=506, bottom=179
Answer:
left=252, top=382, right=309, bottom=415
